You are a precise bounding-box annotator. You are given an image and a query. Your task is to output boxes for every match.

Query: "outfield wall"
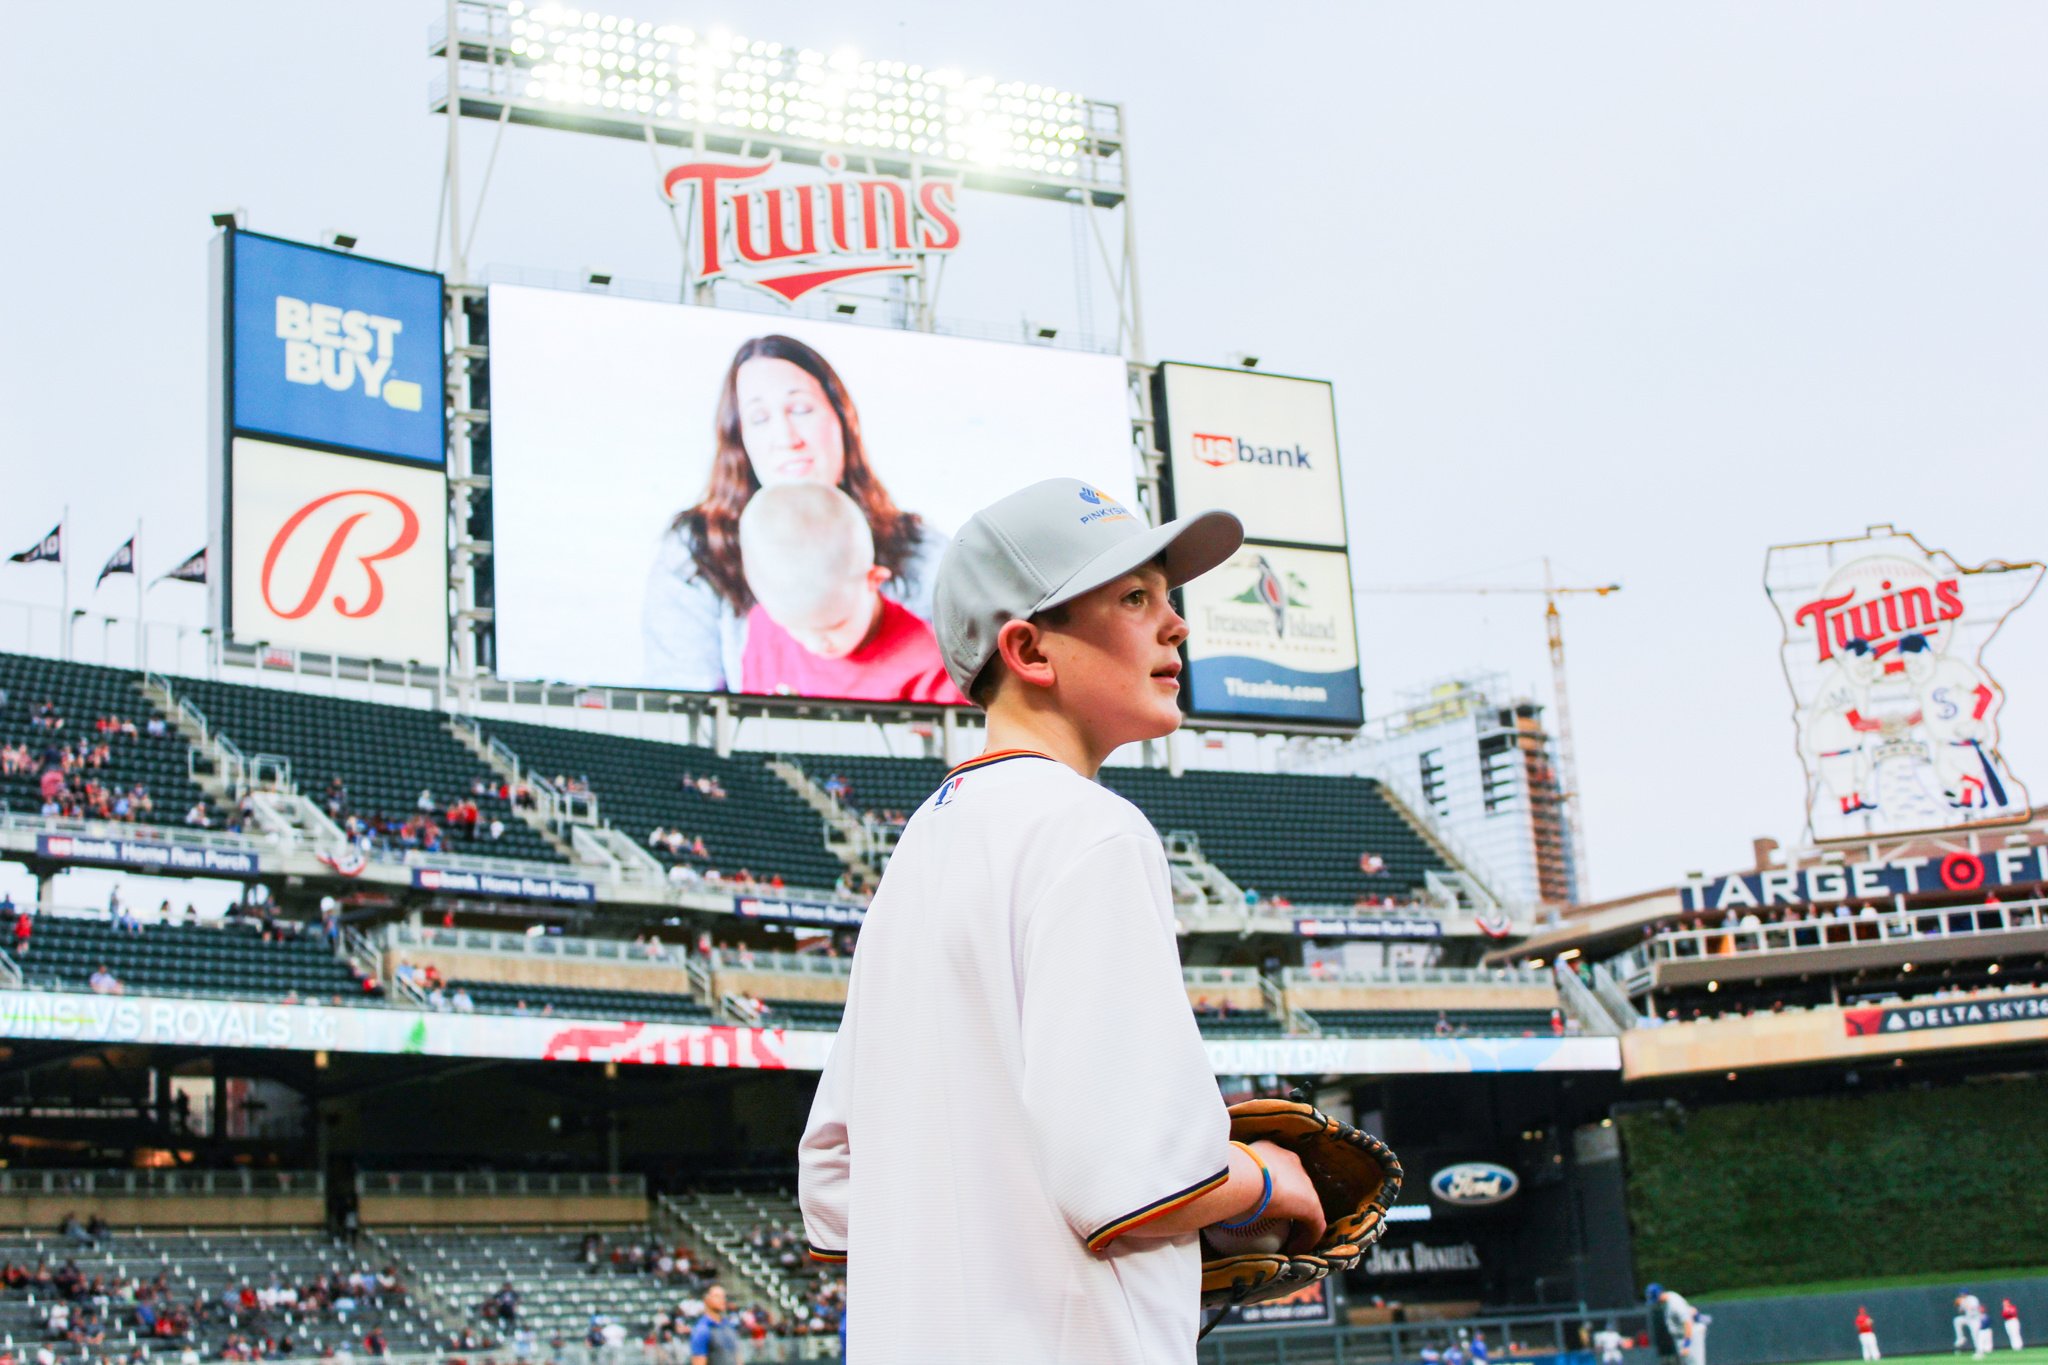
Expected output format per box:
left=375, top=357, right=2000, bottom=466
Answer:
left=1620, top=1076, right=2048, bottom=1293
left=1703, top=1275, right=2048, bottom=1365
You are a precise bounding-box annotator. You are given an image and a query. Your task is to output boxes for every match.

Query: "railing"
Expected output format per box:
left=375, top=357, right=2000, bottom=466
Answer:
left=0, top=810, right=268, bottom=859
left=353, top=1171, right=646, bottom=1197
left=0, top=944, right=22, bottom=988
left=711, top=948, right=851, bottom=977
left=1348, top=760, right=1509, bottom=910
left=1199, top=1306, right=1654, bottom=1365
left=1609, top=896, right=2048, bottom=989
left=397, top=844, right=593, bottom=880
left=215, top=733, right=248, bottom=795
left=1590, top=960, right=1643, bottom=1028
left=250, top=752, right=295, bottom=794
left=1182, top=965, right=1263, bottom=987
left=387, top=923, right=694, bottom=969
left=0, top=1168, right=322, bottom=1195
left=1551, top=960, right=1617, bottom=1037
left=1281, top=964, right=1552, bottom=988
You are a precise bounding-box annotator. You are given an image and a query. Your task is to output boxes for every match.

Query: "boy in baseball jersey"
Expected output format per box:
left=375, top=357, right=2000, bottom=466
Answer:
left=797, top=478, right=1326, bottom=1364
left=1855, top=1306, right=1879, bottom=1361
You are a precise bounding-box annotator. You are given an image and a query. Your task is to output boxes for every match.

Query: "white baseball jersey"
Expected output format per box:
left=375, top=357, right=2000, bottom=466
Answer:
left=798, top=750, right=1230, bottom=1364
left=1664, top=1290, right=1700, bottom=1338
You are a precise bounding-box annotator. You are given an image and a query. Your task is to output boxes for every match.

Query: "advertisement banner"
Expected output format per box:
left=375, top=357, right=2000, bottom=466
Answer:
left=1843, top=991, right=2048, bottom=1038
left=0, top=989, right=823, bottom=1069
left=36, top=834, right=259, bottom=877
left=1211, top=1278, right=1337, bottom=1332
left=1156, top=364, right=1347, bottom=550
left=486, top=284, right=1137, bottom=700
left=1765, top=528, right=2041, bottom=842
left=1181, top=545, right=1363, bottom=725
left=410, top=867, right=598, bottom=904
left=1363, top=1238, right=1483, bottom=1277
left=228, top=438, right=448, bottom=663
left=1679, top=845, right=2048, bottom=912
left=1201, top=1036, right=1618, bottom=1075
left=0, top=988, right=1618, bottom=1075
left=733, top=896, right=867, bottom=927
left=229, top=232, right=446, bottom=465
left=1294, top=916, right=1445, bottom=939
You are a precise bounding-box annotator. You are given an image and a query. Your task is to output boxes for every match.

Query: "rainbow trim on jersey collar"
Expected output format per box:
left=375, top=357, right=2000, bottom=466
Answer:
left=1084, top=1167, right=1232, bottom=1253
left=942, top=749, right=1057, bottom=779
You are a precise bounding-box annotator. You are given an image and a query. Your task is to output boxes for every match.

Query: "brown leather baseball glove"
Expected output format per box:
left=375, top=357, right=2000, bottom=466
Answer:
left=1199, top=1095, right=1402, bottom=1319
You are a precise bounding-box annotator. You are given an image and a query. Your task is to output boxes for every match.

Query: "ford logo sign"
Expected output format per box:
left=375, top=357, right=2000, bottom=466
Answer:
left=1430, top=1162, right=1519, bottom=1206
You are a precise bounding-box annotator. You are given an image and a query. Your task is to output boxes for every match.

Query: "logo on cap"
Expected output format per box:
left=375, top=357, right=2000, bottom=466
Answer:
left=1076, top=486, right=1132, bottom=526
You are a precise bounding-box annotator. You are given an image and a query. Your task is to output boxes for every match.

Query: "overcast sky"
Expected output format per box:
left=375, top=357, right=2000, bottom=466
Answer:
left=2, top=2, right=2044, bottom=902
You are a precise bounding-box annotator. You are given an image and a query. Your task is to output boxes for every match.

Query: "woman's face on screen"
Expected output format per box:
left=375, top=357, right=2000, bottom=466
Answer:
left=735, top=357, right=846, bottom=487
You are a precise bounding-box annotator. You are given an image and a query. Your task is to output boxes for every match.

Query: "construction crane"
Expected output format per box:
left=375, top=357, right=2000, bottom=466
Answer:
left=1354, top=560, right=1620, bottom=897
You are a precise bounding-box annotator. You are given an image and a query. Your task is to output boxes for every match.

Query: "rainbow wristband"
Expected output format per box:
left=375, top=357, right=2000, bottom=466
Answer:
left=1217, top=1140, right=1274, bottom=1229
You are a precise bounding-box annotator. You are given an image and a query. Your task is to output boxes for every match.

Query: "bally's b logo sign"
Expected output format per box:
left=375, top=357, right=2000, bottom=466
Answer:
left=229, top=437, right=448, bottom=664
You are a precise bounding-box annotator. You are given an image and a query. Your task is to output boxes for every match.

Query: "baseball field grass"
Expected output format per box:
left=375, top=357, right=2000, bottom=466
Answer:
left=1698, top=1269, right=2048, bottom=1302
left=1799, top=1349, right=2048, bottom=1365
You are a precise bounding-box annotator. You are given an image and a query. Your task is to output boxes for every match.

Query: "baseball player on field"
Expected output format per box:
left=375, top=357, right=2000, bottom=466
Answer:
left=1957, top=1292, right=1985, bottom=1353
left=797, top=479, right=1327, bottom=1363
left=2001, top=1298, right=2023, bottom=1351
left=1593, top=1323, right=1627, bottom=1365
left=1649, top=1284, right=1708, bottom=1365
left=1856, top=1305, right=1880, bottom=1361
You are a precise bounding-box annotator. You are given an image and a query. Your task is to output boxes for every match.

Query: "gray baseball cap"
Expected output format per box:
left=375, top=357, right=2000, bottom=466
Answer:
left=932, top=477, right=1244, bottom=698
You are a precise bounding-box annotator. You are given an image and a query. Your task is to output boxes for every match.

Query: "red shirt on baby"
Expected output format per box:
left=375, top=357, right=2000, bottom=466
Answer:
left=740, top=597, right=965, bottom=705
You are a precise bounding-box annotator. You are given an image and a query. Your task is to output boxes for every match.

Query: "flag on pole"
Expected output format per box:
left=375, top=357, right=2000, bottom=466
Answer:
left=8, top=524, right=61, bottom=564
left=96, top=536, right=136, bottom=589
left=155, top=548, right=207, bottom=586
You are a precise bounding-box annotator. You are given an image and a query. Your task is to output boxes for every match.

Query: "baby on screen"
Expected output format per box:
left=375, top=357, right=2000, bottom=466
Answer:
left=736, top=483, right=965, bottom=705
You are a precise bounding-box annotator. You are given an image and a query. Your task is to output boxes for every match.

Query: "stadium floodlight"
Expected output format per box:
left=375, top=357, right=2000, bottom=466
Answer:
left=210, top=208, right=246, bottom=230
left=1232, top=352, right=1260, bottom=369
left=431, top=0, right=1127, bottom=203
left=325, top=230, right=360, bottom=251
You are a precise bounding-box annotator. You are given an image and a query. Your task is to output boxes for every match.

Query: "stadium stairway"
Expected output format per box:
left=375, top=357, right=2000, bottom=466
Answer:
left=472, top=720, right=845, bottom=892
left=0, top=1229, right=441, bottom=1359
left=165, top=677, right=565, bottom=867
left=655, top=1192, right=813, bottom=1317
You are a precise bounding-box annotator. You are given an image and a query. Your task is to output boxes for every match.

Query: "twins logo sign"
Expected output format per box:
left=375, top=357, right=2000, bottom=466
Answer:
left=660, top=150, right=961, bottom=304
left=229, top=232, right=446, bottom=466
left=229, top=438, right=447, bottom=664
left=1765, top=528, right=2043, bottom=841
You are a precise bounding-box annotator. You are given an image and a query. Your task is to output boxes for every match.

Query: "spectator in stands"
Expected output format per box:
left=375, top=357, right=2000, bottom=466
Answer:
left=489, top=817, right=506, bottom=842
left=88, top=965, right=123, bottom=995
left=451, top=987, right=476, bottom=1013
left=13, top=909, right=32, bottom=958
left=822, top=773, right=850, bottom=801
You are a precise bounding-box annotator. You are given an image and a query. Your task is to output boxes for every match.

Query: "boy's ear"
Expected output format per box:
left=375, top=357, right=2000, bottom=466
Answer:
left=993, top=617, right=1056, bottom=692
left=866, top=565, right=892, bottom=590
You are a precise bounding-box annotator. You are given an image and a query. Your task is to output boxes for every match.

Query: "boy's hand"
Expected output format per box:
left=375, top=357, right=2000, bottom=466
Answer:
left=1247, top=1140, right=1327, bottom=1254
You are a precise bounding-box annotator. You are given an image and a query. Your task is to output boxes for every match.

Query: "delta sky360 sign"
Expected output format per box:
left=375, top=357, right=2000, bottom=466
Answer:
left=1765, top=526, right=2043, bottom=842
